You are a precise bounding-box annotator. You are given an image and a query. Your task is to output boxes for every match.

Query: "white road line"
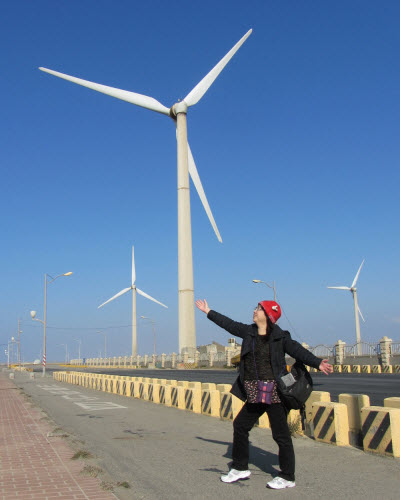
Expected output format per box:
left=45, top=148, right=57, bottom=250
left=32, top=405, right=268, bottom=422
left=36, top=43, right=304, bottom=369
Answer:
left=37, top=384, right=127, bottom=410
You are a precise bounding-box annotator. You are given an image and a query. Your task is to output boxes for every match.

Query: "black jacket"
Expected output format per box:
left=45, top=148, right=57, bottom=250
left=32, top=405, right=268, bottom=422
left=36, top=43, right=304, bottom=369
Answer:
left=207, top=310, right=322, bottom=402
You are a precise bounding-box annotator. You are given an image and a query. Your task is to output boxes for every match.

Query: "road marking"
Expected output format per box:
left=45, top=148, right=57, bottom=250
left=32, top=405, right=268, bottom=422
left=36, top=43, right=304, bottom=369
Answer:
left=74, top=402, right=127, bottom=410
left=37, top=384, right=127, bottom=410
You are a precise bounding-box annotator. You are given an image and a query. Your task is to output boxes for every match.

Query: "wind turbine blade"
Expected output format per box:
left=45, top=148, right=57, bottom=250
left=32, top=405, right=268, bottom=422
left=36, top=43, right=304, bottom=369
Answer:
left=136, top=288, right=168, bottom=308
left=183, top=29, right=252, bottom=107
left=358, top=305, right=365, bottom=323
left=327, top=286, right=351, bottom=290
left=98, top=287, right=132, bottom=308
left=351, top=259, right=365, bottom=288
left=39, top=67, right=170, bottom=116
left=131, top=246, right=136, bottom=286
left=188, top=142, right=223, bottom=243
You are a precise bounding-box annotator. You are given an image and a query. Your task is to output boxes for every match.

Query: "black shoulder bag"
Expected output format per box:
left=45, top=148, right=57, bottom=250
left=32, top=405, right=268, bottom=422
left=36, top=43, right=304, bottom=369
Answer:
left=276, top=361, right=313, bottom=410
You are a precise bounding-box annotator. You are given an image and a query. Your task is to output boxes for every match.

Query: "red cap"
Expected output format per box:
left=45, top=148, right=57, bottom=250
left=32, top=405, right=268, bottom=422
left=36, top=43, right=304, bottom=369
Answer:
left=259, top=300, right=281, bottom=324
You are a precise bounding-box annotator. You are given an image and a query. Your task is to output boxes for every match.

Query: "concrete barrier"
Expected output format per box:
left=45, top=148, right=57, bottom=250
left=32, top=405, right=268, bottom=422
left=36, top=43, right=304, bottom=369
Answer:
left=256, top=413, right=270, bottom=429
left=352, top=365, right=361, bottom=373
left=333, top=365, right=342, bottom=373
left=220, top=392, right=233, bottom=420
left=216, top=384, right=232, bottom=393
left=304, top=391, right=331, bottom=436
left=159, top=385, right=172, bottom=406
left=184, top=387, right=201, bottom=414
left=201, top=383, right=217, bottom=391
left=382, top=366, right=393, bottom=374
left=312, top=402, right=349, bottom=446
left=151, top=383, right=160, bottom=403
left=393, top=365, right=400, bottom=373
left=371, top=365, right=382, bottom=373
left=339, top=393, right=370, bottom=446
left=361, top=406, right=400, bottom=457
left=384, top=397, right=400, bottom=410
left=362, top=365, right=371, bottom=374
left=342, top=365, right=351, bottom=373
left=287, top=410, right=302, bottom=435
left=201, top=389, right=220, bottom=417
left=171, top=386, right=179, bottom=408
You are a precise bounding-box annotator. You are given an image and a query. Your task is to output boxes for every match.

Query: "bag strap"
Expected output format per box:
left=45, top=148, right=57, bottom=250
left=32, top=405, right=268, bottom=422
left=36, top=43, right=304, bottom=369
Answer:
left=252, top=338, right=259, bottom=381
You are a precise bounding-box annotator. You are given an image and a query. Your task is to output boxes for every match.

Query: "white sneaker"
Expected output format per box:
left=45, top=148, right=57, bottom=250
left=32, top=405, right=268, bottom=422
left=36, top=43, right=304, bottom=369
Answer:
left=267, top=477, right=296, bottom=489
left=220, top=468, right=251, bottom=483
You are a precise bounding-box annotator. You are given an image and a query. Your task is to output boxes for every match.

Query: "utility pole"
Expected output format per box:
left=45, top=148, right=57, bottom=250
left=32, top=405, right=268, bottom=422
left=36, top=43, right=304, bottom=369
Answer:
left=18, top=318, right=22, bottom=370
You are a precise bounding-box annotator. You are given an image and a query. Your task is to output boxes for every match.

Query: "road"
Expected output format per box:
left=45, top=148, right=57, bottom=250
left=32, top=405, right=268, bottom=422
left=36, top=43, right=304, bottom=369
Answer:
left=39, top=365, right=400, bottom=406
left=12, top=371, right=400, bottom=500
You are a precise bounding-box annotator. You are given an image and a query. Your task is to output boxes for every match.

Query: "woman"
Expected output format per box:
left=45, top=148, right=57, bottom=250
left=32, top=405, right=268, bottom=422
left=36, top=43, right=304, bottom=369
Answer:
left=195, top=298, right=333, bottom=490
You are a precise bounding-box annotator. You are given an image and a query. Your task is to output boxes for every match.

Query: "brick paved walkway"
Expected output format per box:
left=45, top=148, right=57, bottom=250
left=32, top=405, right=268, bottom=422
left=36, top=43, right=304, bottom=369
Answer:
left=0, top=373, right=116, bottom=500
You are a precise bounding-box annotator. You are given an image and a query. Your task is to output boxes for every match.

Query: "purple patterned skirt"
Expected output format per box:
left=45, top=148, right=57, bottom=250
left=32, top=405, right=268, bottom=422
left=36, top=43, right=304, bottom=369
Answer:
left=244, top=379, right=281, bottom=404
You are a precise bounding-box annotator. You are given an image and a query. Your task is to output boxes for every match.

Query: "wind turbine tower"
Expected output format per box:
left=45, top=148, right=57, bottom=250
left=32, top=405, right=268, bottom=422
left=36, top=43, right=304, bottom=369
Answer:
left=98, top=246, right=167, bottom=356
left=39, top=30, right=252, bottom=355
left=327, top=260, right=366, bottom=356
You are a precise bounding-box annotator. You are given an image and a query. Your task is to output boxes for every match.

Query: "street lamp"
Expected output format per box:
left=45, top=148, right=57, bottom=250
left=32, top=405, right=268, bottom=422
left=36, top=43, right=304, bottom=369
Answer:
left=73, top=338, right=82, bottom=364
left=252, top=279, right=276, bottom=301
left=30, top=271, right=73, bottom=377
left=140, top=316, right=156, bottom=356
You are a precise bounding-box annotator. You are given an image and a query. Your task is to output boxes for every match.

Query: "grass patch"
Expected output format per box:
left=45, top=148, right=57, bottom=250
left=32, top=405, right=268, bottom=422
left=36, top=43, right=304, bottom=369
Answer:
left=71, top=450, right=94, bottom=460
left=80, top=465, right=103, bottom=477
left=100, top=481, right=114, bottom=491
left=116, top=481, right=131, bottom=489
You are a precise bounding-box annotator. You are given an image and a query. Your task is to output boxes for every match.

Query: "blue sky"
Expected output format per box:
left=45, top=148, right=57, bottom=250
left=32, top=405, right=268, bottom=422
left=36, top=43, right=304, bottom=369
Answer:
left=1, top=1, right=399, bottom=362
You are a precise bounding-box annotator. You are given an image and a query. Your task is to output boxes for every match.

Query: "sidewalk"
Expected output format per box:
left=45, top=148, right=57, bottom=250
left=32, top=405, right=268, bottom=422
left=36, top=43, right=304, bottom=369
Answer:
left=0, top=373, right=115, bottom=500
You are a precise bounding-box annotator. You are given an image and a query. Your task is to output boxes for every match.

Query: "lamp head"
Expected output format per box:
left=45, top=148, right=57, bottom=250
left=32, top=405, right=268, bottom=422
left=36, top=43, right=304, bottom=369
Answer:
left=252, top=279, right=261, bottom=283
left=64, top=272, right=73, bottom=276
left=30, top=310, right=37, bottom=319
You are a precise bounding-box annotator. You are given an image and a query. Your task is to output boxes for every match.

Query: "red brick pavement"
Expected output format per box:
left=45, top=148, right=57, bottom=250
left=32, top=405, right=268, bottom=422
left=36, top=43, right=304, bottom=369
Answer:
left=0, top=373, right=116, bottom=500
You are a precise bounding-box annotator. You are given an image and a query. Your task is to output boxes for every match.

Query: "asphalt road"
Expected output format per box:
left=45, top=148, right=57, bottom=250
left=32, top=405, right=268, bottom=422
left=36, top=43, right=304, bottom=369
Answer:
left=12, top=371, right=400, bottom=500
left=39, top=365, right=400, bottom=406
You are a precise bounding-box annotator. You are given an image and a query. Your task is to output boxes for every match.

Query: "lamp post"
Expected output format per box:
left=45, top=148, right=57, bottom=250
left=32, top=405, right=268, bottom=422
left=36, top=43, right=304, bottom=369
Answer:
left=140, top=316, right=156, bottom=356
left=252, top=279, right=276, bottom=301
left=10, top=337, right=15, bottom=366
left=73, top=339, right=82, bottom=364
left=17, top=319, right=22, bottom=370
left=97, top=331, right=106, bottom=360
left=30, top=271, right=73, bottom=377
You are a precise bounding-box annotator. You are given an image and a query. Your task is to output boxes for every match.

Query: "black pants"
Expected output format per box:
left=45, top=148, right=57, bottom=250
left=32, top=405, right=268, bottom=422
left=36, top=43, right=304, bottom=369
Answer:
left=231, top=402, right=295, bottom=482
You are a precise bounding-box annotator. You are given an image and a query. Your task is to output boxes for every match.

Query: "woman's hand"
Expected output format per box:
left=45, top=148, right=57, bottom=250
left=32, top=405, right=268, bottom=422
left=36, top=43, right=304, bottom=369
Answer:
left=319, top=359, right=333, bottom=375
left=195, top=299, right=210, bottom=315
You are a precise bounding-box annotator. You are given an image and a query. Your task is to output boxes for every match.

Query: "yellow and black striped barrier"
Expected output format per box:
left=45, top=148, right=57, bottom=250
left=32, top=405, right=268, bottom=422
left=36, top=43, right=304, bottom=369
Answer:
left=220, top=393, right=233, bottom=420
left=361, top=406, right=400, bottom=457
left=171, top=386, right=179, bottom=407
left=312, top=402, right=349, bottom=446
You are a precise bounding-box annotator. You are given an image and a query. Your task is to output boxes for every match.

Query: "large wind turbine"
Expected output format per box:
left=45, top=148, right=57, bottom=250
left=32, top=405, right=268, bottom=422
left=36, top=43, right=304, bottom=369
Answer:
left=98, top=246, right=167, bottom=356
left=327, top=259, right=366, bottom=355
left=39, top=29, right=252, bottom=354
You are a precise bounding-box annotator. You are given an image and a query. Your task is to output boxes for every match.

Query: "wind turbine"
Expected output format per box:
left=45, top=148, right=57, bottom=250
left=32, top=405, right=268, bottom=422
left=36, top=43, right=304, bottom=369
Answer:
left=327, top=259, right=366, bottom=355
left=98, top=246, right=167, bottom=356
left=39, top=29, right=252, bottom=355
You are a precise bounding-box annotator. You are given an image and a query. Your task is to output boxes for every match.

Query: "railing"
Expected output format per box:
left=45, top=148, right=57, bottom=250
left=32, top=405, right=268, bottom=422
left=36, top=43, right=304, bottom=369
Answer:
left=343, top=342, right=379, bottom=357
left=391, top=342, right=400, bottom=355
left=309, top=345, right=335, bottom=358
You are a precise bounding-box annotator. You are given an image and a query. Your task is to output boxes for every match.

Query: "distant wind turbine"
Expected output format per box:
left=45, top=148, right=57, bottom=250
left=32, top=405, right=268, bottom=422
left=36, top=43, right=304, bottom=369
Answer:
left=327, top=259, right=366, bottom=355
left=98, top=246, right=167, bottom=356
left=39, top=29, right=252, bottom=355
